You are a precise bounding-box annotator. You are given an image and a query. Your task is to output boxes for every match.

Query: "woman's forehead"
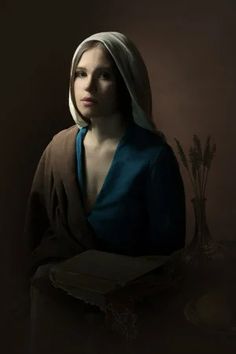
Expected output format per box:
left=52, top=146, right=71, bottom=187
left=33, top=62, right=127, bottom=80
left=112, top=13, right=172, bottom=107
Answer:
left=76, top=46, right=114, bottom=69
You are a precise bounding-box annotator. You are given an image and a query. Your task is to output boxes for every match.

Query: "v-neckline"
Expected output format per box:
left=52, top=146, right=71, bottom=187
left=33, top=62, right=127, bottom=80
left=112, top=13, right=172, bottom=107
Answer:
left=78, top=122, right=134, bottom=217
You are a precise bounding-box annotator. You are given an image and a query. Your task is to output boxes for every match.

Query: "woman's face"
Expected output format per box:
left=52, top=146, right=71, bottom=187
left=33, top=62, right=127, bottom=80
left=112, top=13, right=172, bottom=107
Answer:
left=73, top=45, right=119, bottom=119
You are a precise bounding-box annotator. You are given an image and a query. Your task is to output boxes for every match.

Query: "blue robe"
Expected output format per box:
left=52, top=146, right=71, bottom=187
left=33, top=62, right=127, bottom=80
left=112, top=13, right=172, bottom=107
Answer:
left=76, top=122, right=185, bottom=256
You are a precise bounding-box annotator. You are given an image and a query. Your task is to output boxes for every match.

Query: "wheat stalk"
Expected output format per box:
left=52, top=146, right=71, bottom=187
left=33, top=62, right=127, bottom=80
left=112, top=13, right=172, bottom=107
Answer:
left=175, top=135, right=216, bottom=199
left=175, top=138, right=197, bottom=195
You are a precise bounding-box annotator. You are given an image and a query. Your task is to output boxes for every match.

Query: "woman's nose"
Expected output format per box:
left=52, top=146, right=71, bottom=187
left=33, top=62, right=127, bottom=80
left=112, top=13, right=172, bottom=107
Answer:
left=84, top=75, right=97, bottom=92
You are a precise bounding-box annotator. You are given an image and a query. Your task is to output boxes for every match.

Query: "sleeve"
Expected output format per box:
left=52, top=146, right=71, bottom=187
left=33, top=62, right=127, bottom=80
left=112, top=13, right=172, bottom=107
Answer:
left=145, top=144, right=186, bottom=255
left=24, top=143, right=78, bottom=276
left=24, top=145, right=51, bottom=252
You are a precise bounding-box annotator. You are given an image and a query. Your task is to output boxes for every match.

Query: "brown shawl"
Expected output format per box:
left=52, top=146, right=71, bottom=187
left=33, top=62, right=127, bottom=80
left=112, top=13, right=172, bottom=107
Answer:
left=24, top=125, right=97, bottom=274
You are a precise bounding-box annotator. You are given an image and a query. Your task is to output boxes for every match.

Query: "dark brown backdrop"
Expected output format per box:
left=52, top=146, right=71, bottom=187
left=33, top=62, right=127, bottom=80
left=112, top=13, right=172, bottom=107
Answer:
left=1, top=0, right=235, bottom=353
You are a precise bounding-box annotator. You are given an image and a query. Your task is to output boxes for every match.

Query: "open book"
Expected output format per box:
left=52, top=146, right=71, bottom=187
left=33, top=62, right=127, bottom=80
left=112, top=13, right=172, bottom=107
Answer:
left=49, top=249, right=173, bottom=310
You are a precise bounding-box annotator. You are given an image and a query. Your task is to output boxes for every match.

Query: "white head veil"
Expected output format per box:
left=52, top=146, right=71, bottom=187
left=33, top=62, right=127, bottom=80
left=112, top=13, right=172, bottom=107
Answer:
left=69, top=31, right=155, bottom=131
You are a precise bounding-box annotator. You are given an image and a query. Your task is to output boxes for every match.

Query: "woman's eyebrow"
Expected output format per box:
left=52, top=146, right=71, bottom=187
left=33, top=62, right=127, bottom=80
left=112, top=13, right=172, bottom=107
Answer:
left=75, top=66, right=113, bottom=71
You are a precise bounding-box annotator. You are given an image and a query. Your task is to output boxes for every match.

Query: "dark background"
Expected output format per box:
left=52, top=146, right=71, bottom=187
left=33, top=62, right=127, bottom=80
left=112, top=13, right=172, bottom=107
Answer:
left=1, top=0, right=236, bottom=353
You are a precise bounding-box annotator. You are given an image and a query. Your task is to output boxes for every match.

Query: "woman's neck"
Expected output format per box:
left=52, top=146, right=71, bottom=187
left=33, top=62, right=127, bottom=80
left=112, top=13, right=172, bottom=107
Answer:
left=86, top=113, right=130, bottom=146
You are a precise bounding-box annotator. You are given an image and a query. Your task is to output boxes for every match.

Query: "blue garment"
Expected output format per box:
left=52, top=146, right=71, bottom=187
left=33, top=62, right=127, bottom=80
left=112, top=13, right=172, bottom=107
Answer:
left=76, top=122, right=185, bottom=256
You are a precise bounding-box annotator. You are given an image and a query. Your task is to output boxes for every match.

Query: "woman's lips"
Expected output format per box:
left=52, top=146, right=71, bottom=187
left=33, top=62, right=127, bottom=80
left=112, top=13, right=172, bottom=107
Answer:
left=81, top=97, right=97, bottom=102
left=81, top=97, right=97, bottom=106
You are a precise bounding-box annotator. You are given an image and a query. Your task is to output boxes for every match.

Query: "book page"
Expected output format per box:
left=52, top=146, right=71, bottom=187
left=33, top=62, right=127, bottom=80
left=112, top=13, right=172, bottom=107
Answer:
left=51, top=250, right=170, bottom=287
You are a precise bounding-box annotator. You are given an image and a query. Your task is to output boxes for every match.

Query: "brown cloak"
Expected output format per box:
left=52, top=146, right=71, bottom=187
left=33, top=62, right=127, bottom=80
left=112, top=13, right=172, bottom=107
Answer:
left=25, top=125, right=97, bottom=274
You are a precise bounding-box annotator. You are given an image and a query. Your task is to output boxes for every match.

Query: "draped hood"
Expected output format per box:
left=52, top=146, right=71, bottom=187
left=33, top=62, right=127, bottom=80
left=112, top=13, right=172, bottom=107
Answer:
left=68, top=31, right=155, bottom=131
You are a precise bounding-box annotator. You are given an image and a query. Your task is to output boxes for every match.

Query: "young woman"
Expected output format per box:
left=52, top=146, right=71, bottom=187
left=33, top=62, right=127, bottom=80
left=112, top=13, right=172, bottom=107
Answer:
left=25, top=31, right=185, bottom=276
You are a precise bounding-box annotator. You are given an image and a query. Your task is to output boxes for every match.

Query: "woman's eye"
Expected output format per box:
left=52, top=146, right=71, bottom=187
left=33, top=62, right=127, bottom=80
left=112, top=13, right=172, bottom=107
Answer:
left=99, top=71, right=112, bottom=80
left=75, top=71, right=86, bottom=78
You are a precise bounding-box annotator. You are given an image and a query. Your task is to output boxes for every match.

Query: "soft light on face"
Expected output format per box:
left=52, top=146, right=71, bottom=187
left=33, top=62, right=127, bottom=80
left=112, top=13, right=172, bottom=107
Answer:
left=73, top=45, right=119, bottom=120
